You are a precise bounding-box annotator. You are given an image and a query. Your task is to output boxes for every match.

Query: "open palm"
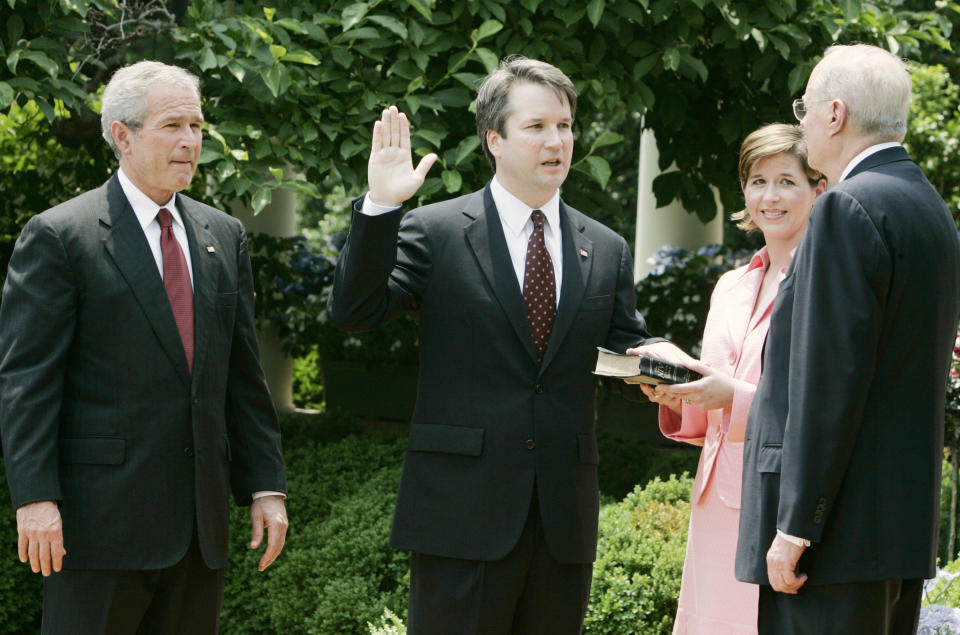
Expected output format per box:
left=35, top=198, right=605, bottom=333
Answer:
left=367, top=105, right=438, bottom=206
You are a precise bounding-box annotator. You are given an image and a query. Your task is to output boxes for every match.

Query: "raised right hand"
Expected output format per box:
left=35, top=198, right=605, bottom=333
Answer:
left=16, top=500, right=66, bottom=576
left=367, top=105, right=438, bottom=207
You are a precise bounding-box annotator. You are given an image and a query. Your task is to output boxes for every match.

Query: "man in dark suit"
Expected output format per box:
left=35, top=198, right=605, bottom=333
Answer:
left=735, top=44, right=960, bottom=633
left=0, top=60, right=288, bottom=633
left=328, top=57, right=686, bottom=634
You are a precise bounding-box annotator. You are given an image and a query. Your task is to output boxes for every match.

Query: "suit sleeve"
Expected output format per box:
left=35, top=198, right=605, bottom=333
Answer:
left=602, top=237, right=658, bottom=352
left=225, top=224, right=287, bottom=505
left=0, top=215, right=77, bottom=509
left=327, top=198, right=430, bottom=331
left=777, top=191, right=889, bottom=541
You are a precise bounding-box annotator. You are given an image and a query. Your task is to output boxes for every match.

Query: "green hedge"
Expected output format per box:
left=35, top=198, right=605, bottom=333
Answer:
left=585, top=474, right=692, bottom=634
left=0, top=414, right=694, bottom=634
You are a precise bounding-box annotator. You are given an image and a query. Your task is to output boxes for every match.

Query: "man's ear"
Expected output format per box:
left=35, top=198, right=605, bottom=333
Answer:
left=111, top=121, right=132, bottom=155
left=486, top=128, right=501, bottom=160
left=827, top=99, right=847, bottom=137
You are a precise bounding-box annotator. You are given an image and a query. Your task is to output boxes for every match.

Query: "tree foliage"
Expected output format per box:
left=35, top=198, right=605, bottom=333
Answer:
left=0, top=0, right=952, bottom=229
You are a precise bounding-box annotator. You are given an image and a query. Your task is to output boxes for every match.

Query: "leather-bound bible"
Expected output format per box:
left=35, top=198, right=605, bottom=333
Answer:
left=593, top=347, right=702, bottom=385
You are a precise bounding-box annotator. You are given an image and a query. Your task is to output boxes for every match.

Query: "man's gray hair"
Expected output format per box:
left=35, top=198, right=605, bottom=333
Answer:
left=809, top=44, right=911, bottom=141
left=475, top=56, right=577, bottom=171
left=100, top=61, right=201, bottom=158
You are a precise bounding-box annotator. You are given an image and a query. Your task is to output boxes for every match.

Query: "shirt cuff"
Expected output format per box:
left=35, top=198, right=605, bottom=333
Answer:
left=252, top=490, right=286, bottom=500
left=777, top=529, right=811, bottom=547
left=360, top=193, right=401, bottom=216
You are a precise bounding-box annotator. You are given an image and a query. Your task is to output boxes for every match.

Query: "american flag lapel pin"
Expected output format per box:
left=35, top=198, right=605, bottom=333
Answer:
left=579, top=248, right=589, bottom=258
left=206, top=244, right=216, bottom=253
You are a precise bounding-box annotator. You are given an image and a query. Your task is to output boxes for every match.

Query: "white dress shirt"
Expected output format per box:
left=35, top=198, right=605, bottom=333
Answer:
left=361, top=176, right=564, bottom=305
left=117, top=168, right=194, bottom=287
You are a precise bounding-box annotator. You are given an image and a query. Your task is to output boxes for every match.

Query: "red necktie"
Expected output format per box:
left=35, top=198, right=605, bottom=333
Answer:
left=157, top=208, right=194, bottom=372
left=522, top=210, right=557, bottom=363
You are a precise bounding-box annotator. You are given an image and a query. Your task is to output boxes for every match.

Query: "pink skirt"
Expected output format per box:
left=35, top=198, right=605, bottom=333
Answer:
left=672, top=474, right=758, bottom=634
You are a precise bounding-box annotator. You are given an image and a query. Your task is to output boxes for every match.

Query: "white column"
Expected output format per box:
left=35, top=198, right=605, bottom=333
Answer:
left=634, top=126, right=724, bottom=280
left=229, top=187, right=297, bottom=413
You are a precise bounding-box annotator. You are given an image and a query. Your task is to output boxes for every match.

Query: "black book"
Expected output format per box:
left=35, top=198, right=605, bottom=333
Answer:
left=593, top=347, right=702, bottom=385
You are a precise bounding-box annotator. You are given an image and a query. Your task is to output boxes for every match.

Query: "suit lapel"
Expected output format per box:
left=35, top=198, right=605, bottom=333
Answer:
left=846, top=146, right=911, bottom=180
left=464, top=187, right=539, bottom=362
left=100, top=176, right=191, bottom=386
left=540, top=203, right=591, bottom=371
left=177, top=195, right=219, bottom=388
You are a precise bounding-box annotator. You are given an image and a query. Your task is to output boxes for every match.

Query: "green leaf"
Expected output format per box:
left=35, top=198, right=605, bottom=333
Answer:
left=214, top=160, right=236, bottom=180
left=261, top=65, right=281, bottom=97
left=441, top=169, right=462, bottom=193
left=342, top=3, right=370, bottom=31
left=839, top=0, right=861, bottom=21
left=679, top=52, right=708, bottom=82
left=474, top=47, right=499, bottom=73
left=586, top=0, right=605, bottom=27
left=578, top=155, right=612, bottom=189
left=412, top=128, right=446, bottom=148
left=766, top=33, right=790, bottom=59
left=633, top=54, right=658, bottom=80
left=20, top=50, right=58, bottom=77
left=59, top=0, right=90, bottom=17
left=269, top=44, right=288, bottom=60
left=199, top=47, right=217, bottom=71
left=275, top=18, right=308, bottom=34
left=433, top=88, right=471, bottom=108
left=262, top=7, right=275, bottom=21
left=634, top=80, right=655, bottom=110
left=405, top=0, right=432, bottom=21
left=788, top=64, right=810, bottom=96
left=35, top=97, right=55, bottom=123
left=369, top=15, right=407, bottom=39
left=252, top=186, right=273, bottom=214
left=454, top=136, right=481, bottom=165
left=589, top=131, right=624, bottom=154
left=6, top=14, right=23, bottom=43
left=652, top=171, right=682, bottom=208
left=281, top=50, right=320, bottom=65
left=268, top=166, right=284, bottom=182
left=662, top=48, right=679, bottom=71
left=198, top=142, right=222, bottom=165
left=472, top=20, right=503, bottom=42
left=0, top=81, right=14, bottom=110
left=227, top=61, right=246, bottom=83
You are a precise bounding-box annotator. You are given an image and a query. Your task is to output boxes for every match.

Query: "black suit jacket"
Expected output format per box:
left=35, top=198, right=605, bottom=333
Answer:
left=736, top=147, right=960, bottom=584
left=329, top=187, right=655, bottom=563
left=0, top=175, right=286, bottom=570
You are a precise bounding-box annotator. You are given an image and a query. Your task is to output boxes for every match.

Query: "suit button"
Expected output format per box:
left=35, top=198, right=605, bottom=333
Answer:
left=525, top=439, right=535, bottom=450
left=184, top=447, right=193, bottom=457
left=535, top=384, right=544, bottom=394
left=192, top=396, right=199, bottom=405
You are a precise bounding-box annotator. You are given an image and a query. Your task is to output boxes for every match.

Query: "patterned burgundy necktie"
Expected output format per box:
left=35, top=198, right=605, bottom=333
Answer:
left=522, top=210, right=557, bottom=363
left=157, top=208, right=194, bottom=372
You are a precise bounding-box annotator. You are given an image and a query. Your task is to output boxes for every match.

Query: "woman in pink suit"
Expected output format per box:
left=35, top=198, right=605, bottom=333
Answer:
left=638, top=124, right=826, bottom=634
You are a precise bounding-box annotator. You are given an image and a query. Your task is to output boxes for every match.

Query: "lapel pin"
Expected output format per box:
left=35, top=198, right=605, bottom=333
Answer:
left=206, top=245, right=216, bottom=253
left=579, top=249, right=589, bottom=258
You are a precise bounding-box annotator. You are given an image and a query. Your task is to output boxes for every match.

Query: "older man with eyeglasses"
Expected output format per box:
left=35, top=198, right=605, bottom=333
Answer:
left=735, top=44, right=960, bottom=634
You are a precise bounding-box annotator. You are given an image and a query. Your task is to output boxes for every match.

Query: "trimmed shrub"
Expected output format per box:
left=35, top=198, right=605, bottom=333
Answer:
left=585, top=473, right=692, bottom=635
left=219, top=417, right=406, bottom=634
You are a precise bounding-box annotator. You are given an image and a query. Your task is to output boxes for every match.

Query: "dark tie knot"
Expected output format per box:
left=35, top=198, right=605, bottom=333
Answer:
left=530, top=209, right=546, bottom=231
left=157, top=208, right=173, bottom=229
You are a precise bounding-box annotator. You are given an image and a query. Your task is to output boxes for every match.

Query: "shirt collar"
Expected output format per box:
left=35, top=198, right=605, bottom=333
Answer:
left=117, top=167, right=183, bottom=232
left=489, top=176, right=561, bottom=238
left=745, top=245, right=794, bottom=278
left=838, top=142, right=901, bottom=182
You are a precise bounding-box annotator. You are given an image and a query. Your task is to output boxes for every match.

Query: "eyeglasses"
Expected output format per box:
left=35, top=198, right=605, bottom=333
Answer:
left=792, top=97, right=832, bottom=121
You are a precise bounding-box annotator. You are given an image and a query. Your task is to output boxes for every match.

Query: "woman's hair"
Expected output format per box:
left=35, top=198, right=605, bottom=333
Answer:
left=732, top=123, right=824, bottom=233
